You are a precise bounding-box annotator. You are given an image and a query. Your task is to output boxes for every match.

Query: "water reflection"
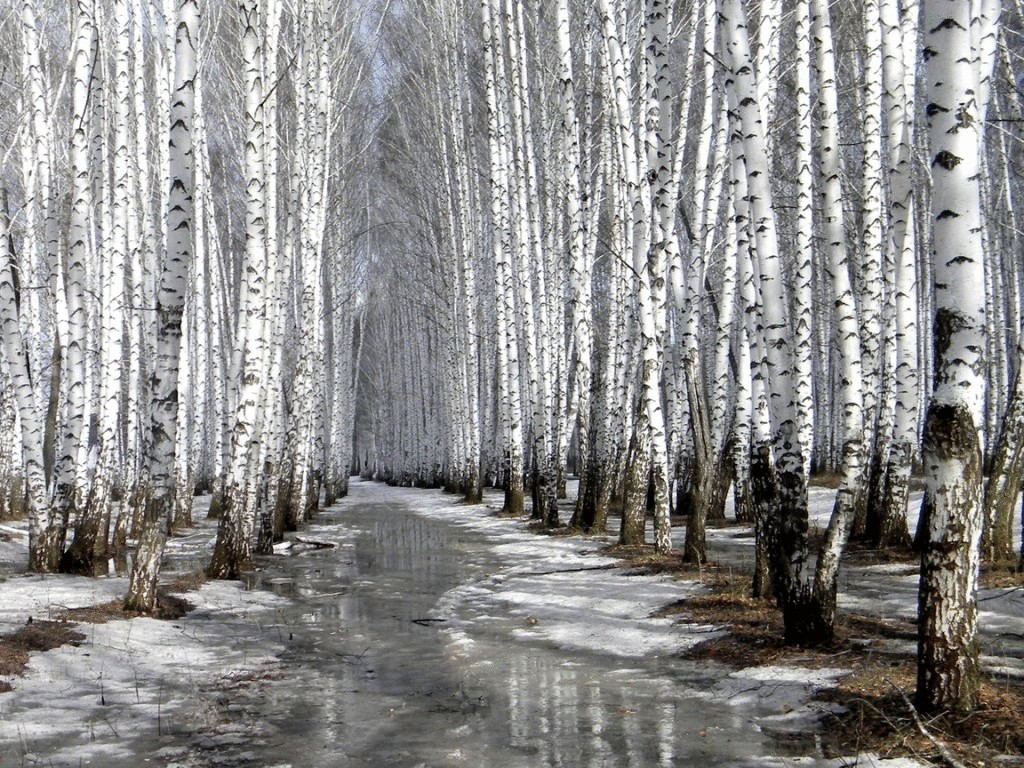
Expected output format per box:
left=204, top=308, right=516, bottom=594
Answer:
left=233, top=489, right=818, bottom=767
left=443, top=639, right=771, bottom=767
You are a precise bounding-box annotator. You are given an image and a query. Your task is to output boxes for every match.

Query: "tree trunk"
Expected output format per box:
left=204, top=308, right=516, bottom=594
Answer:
left=126, top=0, right=199, bottom=611
left=915, top=0, right=994, bottom=714
left=619, top=425, right=649, bottom=547
left=984, top=339, right=1024, bottom=566
left=0, top=194, right=53, bottom=572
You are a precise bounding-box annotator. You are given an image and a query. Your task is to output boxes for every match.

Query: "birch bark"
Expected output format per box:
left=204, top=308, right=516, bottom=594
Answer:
left=482, top=0, right=524, bottom=517
left=916, top=0, right=995, bottom=714
left=720, top=0, right=811, bottom=640
left=52, top=0, right=99, bottom=570
left=805, top=0, right=866, bottom=641
left=126, top=0, right=199, bottom=610
left=0, top=196, right=52, bottom=572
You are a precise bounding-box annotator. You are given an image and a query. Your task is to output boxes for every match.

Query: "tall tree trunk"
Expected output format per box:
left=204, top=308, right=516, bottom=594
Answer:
left=0, top=194, right=53, bottom=572
left=985, top=337, right=1024, bottom=566
left=557, top=0, right=594, bottom=529
left=915, top=0, right=995, bottom=715
left=52, top=0, right=99, bottom=570
left=720, top=0, right=810, bottom=639
left=482, top=0, right=524, bottom=518
left=801, top=0, right=866, bottom=644
left=126, top=0, right=199, bottom=610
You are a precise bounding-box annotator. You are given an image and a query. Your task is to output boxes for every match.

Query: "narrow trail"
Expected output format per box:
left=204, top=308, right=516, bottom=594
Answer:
left=175, top=480, right=833, bottom=767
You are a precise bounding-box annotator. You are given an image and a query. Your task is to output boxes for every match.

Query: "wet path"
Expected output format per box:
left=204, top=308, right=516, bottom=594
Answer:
left=183, top=481, right=822, bottom=767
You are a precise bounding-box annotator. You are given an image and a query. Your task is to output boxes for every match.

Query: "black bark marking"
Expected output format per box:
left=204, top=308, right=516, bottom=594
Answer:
left=933, top=150, right=961, bottom=170
left=928, top=17, right=966, bottom=34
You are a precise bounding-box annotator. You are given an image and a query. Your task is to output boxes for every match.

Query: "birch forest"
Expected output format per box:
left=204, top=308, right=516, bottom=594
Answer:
left=0, top=0, right=1022, bottom=723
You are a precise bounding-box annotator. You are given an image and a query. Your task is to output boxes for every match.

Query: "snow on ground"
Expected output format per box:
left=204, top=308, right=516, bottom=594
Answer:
left=0, top=480, right=1020, bottom=767
left=364, top=486, right=858, bottom=742
left=359, top=479, right=1024, bottom=766
left=709, top=483, right=1024, bottom=677
left=382, top=486, right=719, bottom=659
left=360, top=482, right=938, bottom=766
left=0, top=514, right=291, bottom=768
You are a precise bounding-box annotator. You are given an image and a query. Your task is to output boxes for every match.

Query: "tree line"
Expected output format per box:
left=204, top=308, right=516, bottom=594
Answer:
left=360, top=0, right=1018, bottom=716
left=0, top=1, right=368, bottom=607
left=0, top=0, right=1020, bottom=718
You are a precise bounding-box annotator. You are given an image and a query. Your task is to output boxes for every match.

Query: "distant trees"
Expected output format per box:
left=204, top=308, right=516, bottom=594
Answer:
left=358, top=0, right=1019, bottom=711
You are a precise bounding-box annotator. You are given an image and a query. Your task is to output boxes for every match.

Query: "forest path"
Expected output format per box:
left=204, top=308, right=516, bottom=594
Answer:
left=175, top=479, right=856, bottom=767
left=0, top=481, right=937, bottom=767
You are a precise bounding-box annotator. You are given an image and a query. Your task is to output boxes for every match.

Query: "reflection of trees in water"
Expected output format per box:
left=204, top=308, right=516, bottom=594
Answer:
left=369, top=512, right=451, bottom=578
left=498, top=651, right=759, bottom=766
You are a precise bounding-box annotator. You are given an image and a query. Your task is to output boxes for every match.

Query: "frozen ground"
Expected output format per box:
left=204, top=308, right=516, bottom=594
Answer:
left=0, top=480, right=1018, bottom=766
left=0, top=570, right=291, bottom=766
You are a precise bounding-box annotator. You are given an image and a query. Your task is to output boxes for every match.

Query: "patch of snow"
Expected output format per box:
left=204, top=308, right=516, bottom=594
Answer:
left=0, top=571, right=290, bottom=767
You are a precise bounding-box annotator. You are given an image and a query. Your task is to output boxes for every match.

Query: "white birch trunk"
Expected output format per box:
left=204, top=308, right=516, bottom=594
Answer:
left=19, top=0, right=55, bottom=415
left=0, top=195, right=52, bottom=571
left=67, top=0, right=133, bottom=573
left=209, top=0, right=274, bottom=577
left=858, top=0, right=886, bottom=484
left=875, top=0, right=919, bottom=547
left=805, top=0, right=866, bottom=641
left=720, top=0, right=810, bottom=639
left=792, top=0, right=815, bottom=476
left=482, top=0, right=524, bottom=517
left=915, top=0, right=995, bottom=714
left=126, top=0, right=199, bottom=610
left=52, top=0, right=99, bottom=565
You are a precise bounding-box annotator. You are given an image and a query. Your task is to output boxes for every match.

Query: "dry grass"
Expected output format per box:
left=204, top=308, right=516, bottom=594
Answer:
left=0, top=620, right=86, bottom=686
left=660, top=568, right=1024, bottom=765
left=57, top=591, right=194, bottom=623
left=819, top=671, right=1024, bottom=764
left=603, top=544, right=748, bottom=581
left=56, top=574, right=204, bottom=624
left=841, top=540, right=918, bottom=567
left=164, top=569, right=209, bottom=594
left=980, top=567, right=1024, bottom=590
left=0, top=571, right=206, bottom=693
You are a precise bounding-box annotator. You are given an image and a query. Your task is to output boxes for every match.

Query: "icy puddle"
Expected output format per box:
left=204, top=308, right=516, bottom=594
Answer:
left=174, top=482, right=871, bottom=767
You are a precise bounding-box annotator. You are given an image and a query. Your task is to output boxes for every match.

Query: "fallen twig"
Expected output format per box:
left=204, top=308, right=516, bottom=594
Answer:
left=887, top=679, right=969, bottom=768
left=979, top=586, right=1023, bottom=602
left=510, top=564, right=618, bottom=578
left=291, top=537, right=336, bottom=549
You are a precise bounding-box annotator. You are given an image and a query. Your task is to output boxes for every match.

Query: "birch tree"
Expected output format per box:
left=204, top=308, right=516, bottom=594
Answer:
left=804, top=0, right=866, bottom=641
left=557, top=0, right=594, bottom=529
left=482, top=0, right=525, bottom=518
left=126, top=0, right=200, bottom=611
left=51, top=0, right=99, bottom=570
left=916, top=0, right=997, bottom=714
left=64, top=0, right=135, bottom=574
left=208, top=0, right=274, bottom=578
left=866, top=0, right=920, bottom=549
left=0, top=196, right=52, bottom=572
left=599, top=0, right=671, bottom=553
left=720, top=0, right=812, bottom=641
